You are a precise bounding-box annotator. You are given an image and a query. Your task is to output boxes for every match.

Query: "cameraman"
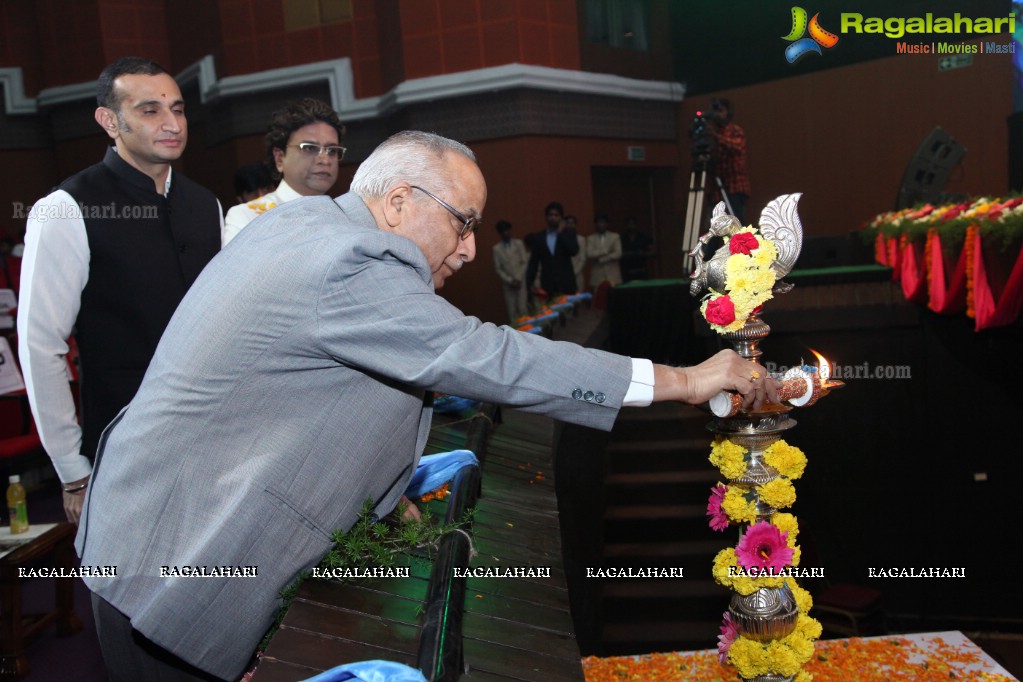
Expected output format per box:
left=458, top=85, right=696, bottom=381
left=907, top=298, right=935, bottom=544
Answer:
left=709, top=97, right=751, bottom=225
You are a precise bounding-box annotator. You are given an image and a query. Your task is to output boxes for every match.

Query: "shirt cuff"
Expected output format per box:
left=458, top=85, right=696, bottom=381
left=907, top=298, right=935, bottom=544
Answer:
left=623, top=358, right=655, bottom=407
left=53, top=453, right=93, bottom=485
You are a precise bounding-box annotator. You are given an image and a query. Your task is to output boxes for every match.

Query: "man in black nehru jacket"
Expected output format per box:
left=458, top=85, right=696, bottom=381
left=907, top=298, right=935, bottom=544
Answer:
left=18, top=56, right=222, bottom=525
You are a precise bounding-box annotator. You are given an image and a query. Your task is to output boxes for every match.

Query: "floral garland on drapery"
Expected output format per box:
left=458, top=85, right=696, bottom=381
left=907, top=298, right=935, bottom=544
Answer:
left=862, top=195, right=1023, bottom=330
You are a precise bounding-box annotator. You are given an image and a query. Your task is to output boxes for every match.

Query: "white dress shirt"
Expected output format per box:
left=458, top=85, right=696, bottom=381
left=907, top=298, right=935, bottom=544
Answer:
left=222, top=179, right=303, bottom=245
left=17, top=170, right=224, bottom=483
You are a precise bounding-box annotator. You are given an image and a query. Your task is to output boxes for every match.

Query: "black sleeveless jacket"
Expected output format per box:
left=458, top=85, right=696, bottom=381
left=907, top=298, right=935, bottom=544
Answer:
left=58, top=147, right=220, bottom=459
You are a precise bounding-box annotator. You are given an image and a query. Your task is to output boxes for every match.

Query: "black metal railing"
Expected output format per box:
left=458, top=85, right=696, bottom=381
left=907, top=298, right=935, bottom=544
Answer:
left=415, top=405, right=496, bottom=681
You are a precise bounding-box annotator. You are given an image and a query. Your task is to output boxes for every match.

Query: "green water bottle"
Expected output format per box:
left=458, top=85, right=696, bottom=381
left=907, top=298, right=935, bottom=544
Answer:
left=7, top=475, right=29, bottom=534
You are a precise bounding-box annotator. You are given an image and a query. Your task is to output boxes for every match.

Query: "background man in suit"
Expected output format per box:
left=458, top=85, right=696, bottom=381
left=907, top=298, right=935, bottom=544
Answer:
left=525, top=201, right=579, bottom=299
left=76, top=131, right=775, bottom=681
left=492, top=219, right=530, bottom=323
left=18, top=56, right=222, bottom=525
left=587, top=213, right=623, bottom=289
left=566, top=214, right=587, bottom=293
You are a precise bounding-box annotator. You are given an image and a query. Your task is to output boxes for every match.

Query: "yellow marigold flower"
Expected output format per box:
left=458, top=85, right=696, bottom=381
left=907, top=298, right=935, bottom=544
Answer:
left=759, top=478, right=796, bottom=509
left=795, top=670, right=814, bottom=682
left=787, top=633, right=816, bottom=663
left=767, top=641, right=802, bottom=677
left=795, top=613, right=823, bottom=641
left=787, top=577, right=814, bottom=613
left=771, top=512, right=799, bottom=541
left=709, top=437, right=748, bottom=479
left=790, top=545, right=802, bottom=566
left=729, top=637, right=770, bottom=679
left=764, top=441, right=807, bottom=480
left=722, top=487, right=759, bottom=524
left=713, top=548, right=735, bottom=574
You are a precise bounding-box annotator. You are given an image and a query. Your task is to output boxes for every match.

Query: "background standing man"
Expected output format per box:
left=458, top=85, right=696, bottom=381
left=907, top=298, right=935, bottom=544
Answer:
left=76, top=131, right=774, bottom=682
left=525, top=201, right=579, bottom=299
left=18, top=56, right=223, bottom=525
left=710, top=97, right=751, bottom=225
left=586, top=213, right=623, bottom=288
left=223, top=98, right=345, bottom=244
left=566, top=214, right=587, bottom=293
left=492, top=219, right=529, bottom=323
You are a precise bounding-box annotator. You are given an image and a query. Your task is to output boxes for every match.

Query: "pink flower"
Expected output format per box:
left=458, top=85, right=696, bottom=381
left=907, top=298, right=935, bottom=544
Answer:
left=735, top=521, right=794, bottom=574
left=717, top=611, right=739, bottom=664
left=705, top=295, right=735, bottom=325
left=707, top=484, right=729, bottom=531
left=728, top=232, right=760, bottom=255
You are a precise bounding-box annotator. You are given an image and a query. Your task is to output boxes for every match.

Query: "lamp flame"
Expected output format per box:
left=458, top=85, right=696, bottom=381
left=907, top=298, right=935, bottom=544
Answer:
left=810, top=349, right=830, bottom=383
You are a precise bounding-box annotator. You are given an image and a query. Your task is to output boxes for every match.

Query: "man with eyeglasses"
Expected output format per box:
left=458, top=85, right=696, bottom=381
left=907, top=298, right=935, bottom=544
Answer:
left=223, top=98, right=346, bottom=244
left=76, top=130, right=776, bottom=681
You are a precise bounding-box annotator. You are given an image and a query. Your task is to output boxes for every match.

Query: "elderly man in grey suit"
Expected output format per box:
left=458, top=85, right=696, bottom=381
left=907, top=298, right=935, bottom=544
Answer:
left=76, top=131, right=775, bottom=681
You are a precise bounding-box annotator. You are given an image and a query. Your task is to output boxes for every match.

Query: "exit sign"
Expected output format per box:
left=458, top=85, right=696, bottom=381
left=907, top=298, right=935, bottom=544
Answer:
left=627, top=146, right=646, bottom=161
left=938, top=55, right=973, bottom=71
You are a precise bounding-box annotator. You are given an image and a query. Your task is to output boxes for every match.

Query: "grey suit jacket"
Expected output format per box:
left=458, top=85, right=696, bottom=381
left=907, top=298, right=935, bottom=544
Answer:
left=75, top=192, right=633, bottom=680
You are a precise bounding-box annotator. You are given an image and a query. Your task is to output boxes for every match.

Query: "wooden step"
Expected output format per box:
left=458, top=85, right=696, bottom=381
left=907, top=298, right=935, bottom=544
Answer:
left=601, top=578, right=725, bottom=600
left=603, top=538, right=730, bottom=560
left=603, top=504, right=705, bottom=520
left=606, top=470, right=718, bottom=486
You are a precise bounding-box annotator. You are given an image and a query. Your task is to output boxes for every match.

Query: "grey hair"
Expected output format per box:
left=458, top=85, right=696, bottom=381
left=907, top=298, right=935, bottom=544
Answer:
left=350, top=131, right=476, bottom=200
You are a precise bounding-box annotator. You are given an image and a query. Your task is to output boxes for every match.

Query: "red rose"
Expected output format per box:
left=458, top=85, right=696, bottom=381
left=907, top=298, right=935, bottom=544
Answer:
left=705, top=296, right=736, bottom=325
left=729, top=232, right=759, bottom=255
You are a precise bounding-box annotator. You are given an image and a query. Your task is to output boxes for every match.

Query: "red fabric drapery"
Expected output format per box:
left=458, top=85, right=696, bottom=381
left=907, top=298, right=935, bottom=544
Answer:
left=969, top=230, right=1023, bottom=331
left=899, top=238, right=927, bottom=303
left=926, top=230, right=968, bottom=315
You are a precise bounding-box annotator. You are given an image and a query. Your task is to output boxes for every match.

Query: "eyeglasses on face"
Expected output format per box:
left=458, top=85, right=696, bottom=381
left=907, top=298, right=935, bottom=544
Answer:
left=288, top=143, right=347, bottom=160
left=410, top=185, right=479, bottom=240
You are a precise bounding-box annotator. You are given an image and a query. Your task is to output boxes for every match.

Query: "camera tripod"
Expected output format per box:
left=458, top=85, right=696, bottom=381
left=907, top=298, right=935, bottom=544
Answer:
left=682, top=154, right=733, bottom=271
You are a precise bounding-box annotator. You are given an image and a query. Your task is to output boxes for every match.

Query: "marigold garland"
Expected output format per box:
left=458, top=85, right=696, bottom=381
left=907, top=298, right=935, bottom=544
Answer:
left=709, top=437, right=807, bottom=483
left=965, top=224, right=979, bottom=318
left=925, top=228, right=935, bottom=295
left=708, top=437, right=805, bottom=531
left=728, top=613, right=821, bottom=679
left=706, top=433, right=819, bottom=680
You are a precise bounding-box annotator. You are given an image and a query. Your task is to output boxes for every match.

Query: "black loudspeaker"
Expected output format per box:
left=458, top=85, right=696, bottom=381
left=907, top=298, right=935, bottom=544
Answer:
left=895, top=127, right=966, bottom=209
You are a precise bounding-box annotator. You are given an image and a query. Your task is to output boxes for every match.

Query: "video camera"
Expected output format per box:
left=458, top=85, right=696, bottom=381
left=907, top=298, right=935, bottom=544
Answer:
left=689, top=110, right=713, bottom=162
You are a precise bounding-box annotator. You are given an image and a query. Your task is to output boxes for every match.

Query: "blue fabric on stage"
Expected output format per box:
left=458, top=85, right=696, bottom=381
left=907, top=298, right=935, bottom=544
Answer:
left=432, top=394, right=479, bottom=413
left=403, top=449, right=478, bottom=498
left=298, top=660, right=428, bottom=681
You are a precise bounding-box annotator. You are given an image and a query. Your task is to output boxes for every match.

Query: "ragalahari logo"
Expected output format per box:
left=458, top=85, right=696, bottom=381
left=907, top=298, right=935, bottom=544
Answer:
left=783, top=7, right=839, bottom=63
